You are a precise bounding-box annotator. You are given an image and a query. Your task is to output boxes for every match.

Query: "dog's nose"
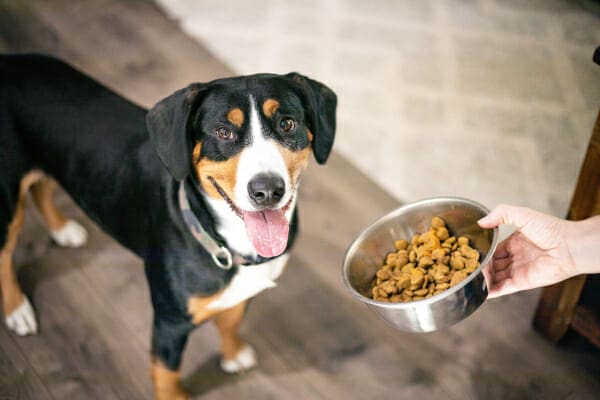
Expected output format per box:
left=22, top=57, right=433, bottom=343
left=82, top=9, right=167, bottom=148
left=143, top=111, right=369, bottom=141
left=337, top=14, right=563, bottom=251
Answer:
left=248, top=173, right=285, bottom=208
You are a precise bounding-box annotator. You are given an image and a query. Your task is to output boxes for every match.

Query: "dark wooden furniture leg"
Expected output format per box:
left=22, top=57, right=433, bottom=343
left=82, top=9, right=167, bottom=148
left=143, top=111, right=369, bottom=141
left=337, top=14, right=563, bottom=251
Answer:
left=533, top=104, right=600, bottom=347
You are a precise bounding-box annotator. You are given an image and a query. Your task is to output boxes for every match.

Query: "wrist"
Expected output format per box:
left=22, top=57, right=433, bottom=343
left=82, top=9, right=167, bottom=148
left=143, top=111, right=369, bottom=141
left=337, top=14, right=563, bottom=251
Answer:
left=567, top=216, right=600, bottom=275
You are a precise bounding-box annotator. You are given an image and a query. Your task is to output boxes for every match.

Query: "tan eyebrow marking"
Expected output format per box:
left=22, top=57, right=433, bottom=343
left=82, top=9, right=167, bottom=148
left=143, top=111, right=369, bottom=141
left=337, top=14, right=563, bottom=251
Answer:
left=262, top=99, right=280, bottom=118
left=227, top=108, right=244, bottom=128
left=192, top=141, right=202, bottom=164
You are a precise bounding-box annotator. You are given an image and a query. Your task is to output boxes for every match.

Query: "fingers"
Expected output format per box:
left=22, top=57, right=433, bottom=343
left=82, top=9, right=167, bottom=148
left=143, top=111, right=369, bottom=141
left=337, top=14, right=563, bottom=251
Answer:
left=485, top=249, right=533, bottom=298
left=478, top=205, right=566, bottom=252
left=479, top=204, right=574, bottom=299
left=485, top=257, right=513, bottom=296
left=487, top=278, right=519, bottom=299
left=492, top=265, right=515, bottom=283
left=477, top=204, right=537, bottom=230
left=484, top=238, right=520, bottom=298
left=492, top=257, right=512, bottom=272
left=492, top=238, right=511, bottom=260
left=485, top=255, right=524, bottom=298
left=488, top=233, right=519, bottom=266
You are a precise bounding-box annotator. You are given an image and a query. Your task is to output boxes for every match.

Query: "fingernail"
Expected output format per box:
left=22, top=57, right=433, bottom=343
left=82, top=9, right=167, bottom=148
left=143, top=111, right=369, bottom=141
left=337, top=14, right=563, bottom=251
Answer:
left=477, top=215, right=490, bottom=225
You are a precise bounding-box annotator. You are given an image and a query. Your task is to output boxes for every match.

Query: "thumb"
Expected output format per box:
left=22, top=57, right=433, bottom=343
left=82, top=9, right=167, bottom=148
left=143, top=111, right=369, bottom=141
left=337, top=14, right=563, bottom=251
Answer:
left=477, top=204, right=535, bottom=229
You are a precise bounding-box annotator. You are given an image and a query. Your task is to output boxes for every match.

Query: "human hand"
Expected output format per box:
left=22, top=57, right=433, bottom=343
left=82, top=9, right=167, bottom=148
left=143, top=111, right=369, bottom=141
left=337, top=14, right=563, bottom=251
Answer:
left=477, top=205, right=599, bottom=298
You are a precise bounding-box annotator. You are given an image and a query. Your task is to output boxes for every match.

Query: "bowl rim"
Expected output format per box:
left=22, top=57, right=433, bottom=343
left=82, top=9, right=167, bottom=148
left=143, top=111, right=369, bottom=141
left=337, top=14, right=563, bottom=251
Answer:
left=341, top=196, right=499, bottom=308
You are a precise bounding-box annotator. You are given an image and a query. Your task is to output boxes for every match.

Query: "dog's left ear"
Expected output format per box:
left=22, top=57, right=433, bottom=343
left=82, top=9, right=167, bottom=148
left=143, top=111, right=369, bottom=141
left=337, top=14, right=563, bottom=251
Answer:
left=286, top=73, right=337, bottom=164
left=146, top=83, right=208, bottom=181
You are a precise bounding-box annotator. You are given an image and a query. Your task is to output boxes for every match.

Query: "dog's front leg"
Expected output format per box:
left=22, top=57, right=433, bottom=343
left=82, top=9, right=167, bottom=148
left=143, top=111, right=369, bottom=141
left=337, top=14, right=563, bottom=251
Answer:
left=213, top=301, right=257, bottom=373
left=150, top=317, right=192, bottom=400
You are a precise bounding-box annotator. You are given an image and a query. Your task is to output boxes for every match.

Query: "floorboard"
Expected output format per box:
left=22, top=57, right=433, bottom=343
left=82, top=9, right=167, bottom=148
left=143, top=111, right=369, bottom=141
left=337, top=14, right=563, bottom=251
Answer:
left=0, top=1, right=599, bottom=399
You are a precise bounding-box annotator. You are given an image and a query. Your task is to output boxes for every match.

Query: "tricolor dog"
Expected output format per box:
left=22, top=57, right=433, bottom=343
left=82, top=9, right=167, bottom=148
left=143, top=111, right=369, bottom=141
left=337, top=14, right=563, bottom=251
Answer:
left=0, top=54, right=336, bottom=399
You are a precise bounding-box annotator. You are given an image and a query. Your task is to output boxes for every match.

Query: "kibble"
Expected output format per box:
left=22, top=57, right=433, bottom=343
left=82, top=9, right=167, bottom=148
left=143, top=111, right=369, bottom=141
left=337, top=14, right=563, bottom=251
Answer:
left=370, top=216, right=481, bottom=303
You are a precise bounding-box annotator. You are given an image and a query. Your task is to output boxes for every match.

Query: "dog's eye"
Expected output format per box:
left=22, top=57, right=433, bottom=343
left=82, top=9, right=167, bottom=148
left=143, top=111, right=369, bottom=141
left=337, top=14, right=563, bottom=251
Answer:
left=279, top=118, right=296, bottom=133
left=216, top=126, right=233, bottom=140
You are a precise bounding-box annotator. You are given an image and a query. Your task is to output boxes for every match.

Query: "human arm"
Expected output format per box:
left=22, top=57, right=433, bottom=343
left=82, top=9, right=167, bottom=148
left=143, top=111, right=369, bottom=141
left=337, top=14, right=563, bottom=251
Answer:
left=477, top=204, right=600, bottom=298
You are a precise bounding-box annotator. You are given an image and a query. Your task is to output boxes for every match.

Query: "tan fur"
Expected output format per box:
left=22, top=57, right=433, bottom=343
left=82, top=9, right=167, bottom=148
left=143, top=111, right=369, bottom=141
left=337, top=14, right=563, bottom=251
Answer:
left=154, top=298, right=249, bottom=398
left=227, top=108, right=244, bottom=128
left=0, top=170, right=44, bottom=316
left=150, top=357, right=188, bottom=400
left=275, top=143, right=311, bottom=187
left=31, top=178, right=68, bottom=231
left=213, top=301, right=248, bottom=360
left=307, top=128, right=314, bottom=143
left=187, top=291, right=225, bottom=325
left=195, top=154, right=241, bottom=201
left=192, top=141, right=202, bottom=164
left=262, top=99, right=280, bottom=118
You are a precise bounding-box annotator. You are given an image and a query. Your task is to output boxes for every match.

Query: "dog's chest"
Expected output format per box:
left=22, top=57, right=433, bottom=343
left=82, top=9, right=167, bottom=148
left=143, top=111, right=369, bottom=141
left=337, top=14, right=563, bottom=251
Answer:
left=207, top=253, right=289, bottom=310
left=205, top=195, right=257, bottom=257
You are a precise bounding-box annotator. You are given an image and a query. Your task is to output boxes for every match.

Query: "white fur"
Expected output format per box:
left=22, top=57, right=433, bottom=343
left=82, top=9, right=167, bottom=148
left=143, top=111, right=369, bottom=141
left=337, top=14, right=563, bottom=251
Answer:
left=207, top=254, right=289, bottom=310
left=204, top=96, right=298, bottom=258
left=233, top=96, right=292, bottom=211
left=205, top=194, right=297, bottom=258
left=205, top=196, right=258, bottom=257
left=50, top=219, right=88, bottom=247
left=220, top=344, right=257, bottom=373
left=5, top=296, right=37, bottom=336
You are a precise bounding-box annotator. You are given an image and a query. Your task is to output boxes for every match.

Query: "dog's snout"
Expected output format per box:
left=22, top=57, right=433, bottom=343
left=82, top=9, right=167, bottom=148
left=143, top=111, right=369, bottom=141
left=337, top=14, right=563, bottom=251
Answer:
left=248, top=173, right=285, bottom=208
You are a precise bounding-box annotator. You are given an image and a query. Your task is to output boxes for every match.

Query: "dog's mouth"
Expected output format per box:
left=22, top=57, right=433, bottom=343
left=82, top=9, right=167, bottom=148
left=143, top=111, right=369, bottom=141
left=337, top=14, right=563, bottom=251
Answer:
left=207, top=176, right=293, bottom=258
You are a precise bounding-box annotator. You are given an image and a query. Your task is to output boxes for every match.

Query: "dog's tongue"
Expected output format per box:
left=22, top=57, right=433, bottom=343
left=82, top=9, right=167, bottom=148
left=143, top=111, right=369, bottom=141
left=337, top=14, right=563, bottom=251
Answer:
left=242, top=209, right=289, bottom=258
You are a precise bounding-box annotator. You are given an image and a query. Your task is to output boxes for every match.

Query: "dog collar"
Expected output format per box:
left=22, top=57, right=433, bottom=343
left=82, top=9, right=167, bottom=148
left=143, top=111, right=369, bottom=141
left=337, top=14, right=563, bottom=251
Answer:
left=178, top=181, right=235, bottom=270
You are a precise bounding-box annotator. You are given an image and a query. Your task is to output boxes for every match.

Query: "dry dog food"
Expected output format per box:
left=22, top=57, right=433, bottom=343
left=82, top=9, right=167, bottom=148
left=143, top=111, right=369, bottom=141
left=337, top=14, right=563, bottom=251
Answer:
left=370, top=216, right=480, bottom=303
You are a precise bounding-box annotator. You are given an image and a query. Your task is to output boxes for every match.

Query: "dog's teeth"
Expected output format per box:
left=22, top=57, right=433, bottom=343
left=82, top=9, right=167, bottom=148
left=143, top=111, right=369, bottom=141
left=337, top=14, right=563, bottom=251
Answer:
left=50, top=219, right=88, bottom=248
left=5, top=296, right=38, bottom=336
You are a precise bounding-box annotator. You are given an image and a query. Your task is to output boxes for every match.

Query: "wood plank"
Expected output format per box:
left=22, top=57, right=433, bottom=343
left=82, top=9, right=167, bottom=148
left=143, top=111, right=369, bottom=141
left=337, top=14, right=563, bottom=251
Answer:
left=6, top=178, right=152, bottom=398
left=0, top=0, right=232, bottom=107
left=533, top=110, right=600, bottom=343
left=0, top=327, right=54, bottom=400
left=571, top=306, right=600, bottom=349
left=0, top=1, right=221, bottom=398
left=13, top=244, right=148, bottom=399
left=533, top=277, right=588, bottom=343
left=1, top=1, right=600, bottom=399
left=567, top=111, right=600, bottom=221
left=289, top=152, right=600, bottom=399
left=241, top=256, right=462, bottom=400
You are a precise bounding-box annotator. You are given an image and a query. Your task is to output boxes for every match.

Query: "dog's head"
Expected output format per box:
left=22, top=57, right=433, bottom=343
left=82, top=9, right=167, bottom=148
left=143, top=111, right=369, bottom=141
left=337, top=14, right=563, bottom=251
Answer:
left=147, top=73, right=336, bottom=258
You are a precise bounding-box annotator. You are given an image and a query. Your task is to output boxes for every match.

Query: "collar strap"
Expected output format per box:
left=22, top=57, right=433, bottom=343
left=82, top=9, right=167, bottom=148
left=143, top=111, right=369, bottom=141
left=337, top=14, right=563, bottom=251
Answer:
left=178, top=181, right=234, bottom=270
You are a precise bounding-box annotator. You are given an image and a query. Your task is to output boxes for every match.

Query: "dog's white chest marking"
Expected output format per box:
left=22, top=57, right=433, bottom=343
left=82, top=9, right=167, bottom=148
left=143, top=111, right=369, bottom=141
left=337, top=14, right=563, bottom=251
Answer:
left=207, top=253, right=290, bottom=310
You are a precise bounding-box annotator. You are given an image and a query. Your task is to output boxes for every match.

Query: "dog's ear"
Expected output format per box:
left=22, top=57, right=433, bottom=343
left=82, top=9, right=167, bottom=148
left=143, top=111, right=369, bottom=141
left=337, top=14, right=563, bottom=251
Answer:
left=146, top=83, right=208, bottom=181
left=286, top=73, right=337, bottom=164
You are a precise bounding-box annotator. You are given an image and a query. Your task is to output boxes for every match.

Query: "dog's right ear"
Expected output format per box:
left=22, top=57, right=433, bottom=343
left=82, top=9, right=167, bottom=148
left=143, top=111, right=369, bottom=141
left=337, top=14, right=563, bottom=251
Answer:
left=146, top=83, right=208, bottom=181
left=285, top=73, right=337, bottom=165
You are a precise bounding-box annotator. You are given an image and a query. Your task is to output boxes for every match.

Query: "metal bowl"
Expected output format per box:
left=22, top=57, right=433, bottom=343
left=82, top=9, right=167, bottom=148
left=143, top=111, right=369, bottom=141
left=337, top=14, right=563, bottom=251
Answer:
left=342, top=197, right=498, bottom=332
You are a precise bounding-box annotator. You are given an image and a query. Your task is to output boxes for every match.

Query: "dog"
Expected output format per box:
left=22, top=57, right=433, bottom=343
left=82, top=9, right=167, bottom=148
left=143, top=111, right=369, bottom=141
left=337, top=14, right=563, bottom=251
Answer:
left=0, top=54, right=336, bottom=399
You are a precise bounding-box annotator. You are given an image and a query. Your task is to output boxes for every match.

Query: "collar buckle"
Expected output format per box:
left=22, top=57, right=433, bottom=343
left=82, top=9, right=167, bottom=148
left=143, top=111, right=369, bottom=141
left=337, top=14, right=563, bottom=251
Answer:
left=212, top=246, right=233, bottom=270
left=179, top=181, right=235, bottom=271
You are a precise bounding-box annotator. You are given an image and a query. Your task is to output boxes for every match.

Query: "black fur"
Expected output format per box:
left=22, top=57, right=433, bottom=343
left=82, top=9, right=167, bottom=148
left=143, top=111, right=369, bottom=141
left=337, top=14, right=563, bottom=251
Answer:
left=286, top=73, right=337, bottom=164
left=0, top=54, right=335, bottom=371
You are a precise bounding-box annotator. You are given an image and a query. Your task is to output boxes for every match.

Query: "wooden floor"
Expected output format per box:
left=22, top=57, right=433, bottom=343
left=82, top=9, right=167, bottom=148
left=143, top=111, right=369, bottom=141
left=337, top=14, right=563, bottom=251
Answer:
left=1, top=1, right=599, bottom=399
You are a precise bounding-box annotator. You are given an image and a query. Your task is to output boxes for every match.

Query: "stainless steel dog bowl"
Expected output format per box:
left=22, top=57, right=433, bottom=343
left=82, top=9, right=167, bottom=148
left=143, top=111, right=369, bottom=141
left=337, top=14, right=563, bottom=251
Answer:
left=342, top=197, right=498, bottom=332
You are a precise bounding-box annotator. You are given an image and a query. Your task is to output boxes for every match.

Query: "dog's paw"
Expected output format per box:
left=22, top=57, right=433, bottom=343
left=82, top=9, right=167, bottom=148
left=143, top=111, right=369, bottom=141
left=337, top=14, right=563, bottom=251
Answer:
left=51, top=219, right=88, bottom=248
left=5, top=296, right=38, bottom=336
left=220, top=344, right=257, bottom=374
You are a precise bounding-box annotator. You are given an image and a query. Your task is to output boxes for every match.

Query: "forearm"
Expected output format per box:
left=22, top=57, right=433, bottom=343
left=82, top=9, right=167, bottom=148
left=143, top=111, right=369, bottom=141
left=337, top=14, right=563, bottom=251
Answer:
left=567, top=215, right=600, bottom=275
